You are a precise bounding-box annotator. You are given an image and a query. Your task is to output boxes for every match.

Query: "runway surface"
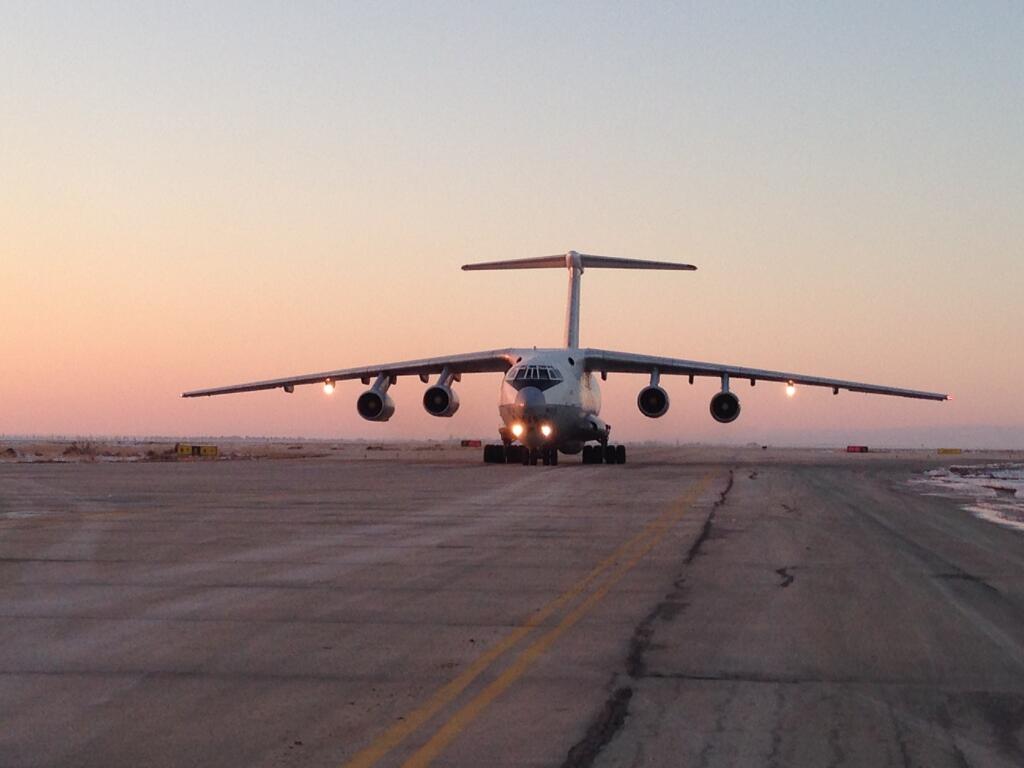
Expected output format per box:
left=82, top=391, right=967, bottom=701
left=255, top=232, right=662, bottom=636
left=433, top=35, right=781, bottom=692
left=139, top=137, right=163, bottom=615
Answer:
left=2, top=447, right=1023, bottom=767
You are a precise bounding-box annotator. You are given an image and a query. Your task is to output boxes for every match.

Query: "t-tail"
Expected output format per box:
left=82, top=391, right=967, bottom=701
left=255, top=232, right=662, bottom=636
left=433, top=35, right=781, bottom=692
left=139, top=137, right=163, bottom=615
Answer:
left=462, top=251, right=697, bottom=348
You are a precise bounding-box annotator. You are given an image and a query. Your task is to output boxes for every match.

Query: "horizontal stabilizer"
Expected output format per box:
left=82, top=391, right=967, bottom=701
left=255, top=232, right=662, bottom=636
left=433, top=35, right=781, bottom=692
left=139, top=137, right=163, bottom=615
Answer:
left=461, top=255, right=567, bottom=270
left=577, top=255, right=696, bottom=271
left=462, top=251, right=697, bottom=271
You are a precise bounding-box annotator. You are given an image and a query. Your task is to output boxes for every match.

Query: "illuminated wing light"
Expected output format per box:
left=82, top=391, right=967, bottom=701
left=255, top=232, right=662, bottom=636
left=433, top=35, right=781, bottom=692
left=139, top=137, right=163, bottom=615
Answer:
left=540, top=424, right=553, bottom=437
left=785, top=382, right=796, bottom=398
left=323, top=380, right=336, bottom=395
left=511, top=423, right=524, bottom=438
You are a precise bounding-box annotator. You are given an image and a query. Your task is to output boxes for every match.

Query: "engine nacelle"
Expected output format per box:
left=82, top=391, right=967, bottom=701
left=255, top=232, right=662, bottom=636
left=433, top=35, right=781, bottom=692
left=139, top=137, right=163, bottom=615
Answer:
left=423, top=384, right=460, bottom=417
left=710, top=391, right=740, bottom=423
left=637, top=385, right=670, bottom=418
left=357, top=390, right=396, bottom=422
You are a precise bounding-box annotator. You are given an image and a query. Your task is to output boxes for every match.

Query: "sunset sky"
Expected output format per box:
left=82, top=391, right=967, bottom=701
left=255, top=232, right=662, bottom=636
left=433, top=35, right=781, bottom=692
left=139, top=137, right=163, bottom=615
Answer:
left=2, top=3, right=1022, bottom=445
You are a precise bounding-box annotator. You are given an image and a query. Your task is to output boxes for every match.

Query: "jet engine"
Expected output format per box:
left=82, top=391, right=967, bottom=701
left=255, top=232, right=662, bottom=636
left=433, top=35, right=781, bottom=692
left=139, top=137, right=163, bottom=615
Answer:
left=709, top=391, right=740, bottom=423
left=357, top=389, right=396, bottom=422
left=637, top=385, right=670, bottom=418
left=423, top=384, right=460, bottom=417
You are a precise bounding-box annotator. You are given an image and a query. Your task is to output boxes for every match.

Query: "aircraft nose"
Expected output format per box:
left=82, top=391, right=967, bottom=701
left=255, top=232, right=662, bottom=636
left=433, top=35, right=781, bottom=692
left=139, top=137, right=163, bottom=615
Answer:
left=514, top=386, right=546, bottom=411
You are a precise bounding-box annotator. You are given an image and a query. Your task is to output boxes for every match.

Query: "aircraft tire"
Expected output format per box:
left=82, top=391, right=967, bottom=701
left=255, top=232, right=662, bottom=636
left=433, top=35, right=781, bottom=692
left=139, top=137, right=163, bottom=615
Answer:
left=581, top=446, right=592, bottom=464
left=483, top=445, right=494, bottom=463
left=604, top=445, right=617, bottom=464
left=615, top=445, right=626, bottom=464
left=549, top=449, right=558, bottom=466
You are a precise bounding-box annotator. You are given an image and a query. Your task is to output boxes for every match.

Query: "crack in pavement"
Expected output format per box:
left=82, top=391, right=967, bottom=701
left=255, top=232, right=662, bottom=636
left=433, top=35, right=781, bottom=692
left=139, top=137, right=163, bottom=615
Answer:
left=765, top=683, right=786, bottom=768
left=933, top=571, right=1000, bottom=593
left=685, top=471, right=734, bottom=565
left=561, top=470, right=735, bottom=768
left=885, top=694, right=913, bottom=768
left=775, top=567, right=794, bottom=588
left=561, top=687, right=633, bottom=768
left=936, top=697, right=972, bottom=768
left=697, top=682, right=738, bottom=768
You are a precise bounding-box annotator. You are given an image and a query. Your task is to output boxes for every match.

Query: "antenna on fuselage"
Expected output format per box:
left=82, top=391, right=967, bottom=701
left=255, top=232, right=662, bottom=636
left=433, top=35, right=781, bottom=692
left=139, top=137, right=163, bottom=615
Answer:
left=461, top=251, right=697, bottom=348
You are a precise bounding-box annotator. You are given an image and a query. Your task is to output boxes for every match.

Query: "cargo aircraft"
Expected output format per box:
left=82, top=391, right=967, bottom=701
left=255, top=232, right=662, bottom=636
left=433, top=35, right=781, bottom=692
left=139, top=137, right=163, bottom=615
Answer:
left=183, top=252, right=948, bottom=465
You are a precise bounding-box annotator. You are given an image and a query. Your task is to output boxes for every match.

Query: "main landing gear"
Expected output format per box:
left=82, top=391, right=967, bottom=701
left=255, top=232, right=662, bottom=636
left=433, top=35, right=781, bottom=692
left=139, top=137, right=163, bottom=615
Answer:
left=581, top=444, right=627, bottom=465
left=483, top=444, right=507, bottom=463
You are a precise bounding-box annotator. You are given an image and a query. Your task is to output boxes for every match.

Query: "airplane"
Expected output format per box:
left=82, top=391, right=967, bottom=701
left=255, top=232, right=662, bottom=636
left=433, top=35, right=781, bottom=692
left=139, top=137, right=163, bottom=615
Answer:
left=183, top=251, right=948, bottom=466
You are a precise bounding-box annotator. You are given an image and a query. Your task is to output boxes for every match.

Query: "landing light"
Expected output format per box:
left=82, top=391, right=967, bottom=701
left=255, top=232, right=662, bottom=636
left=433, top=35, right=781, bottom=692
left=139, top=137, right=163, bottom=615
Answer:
left=511, top=423, right=524, bottom=438
left=323, top=380, right=335, bottom=395
left=786, top=382, right=796, bottom=398
left=540, top=424, right=553, bottom=438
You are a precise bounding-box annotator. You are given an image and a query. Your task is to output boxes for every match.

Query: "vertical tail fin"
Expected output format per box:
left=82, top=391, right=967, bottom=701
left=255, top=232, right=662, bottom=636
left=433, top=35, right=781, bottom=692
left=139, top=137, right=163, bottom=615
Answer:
left=462, top=251, right=697, bottom=348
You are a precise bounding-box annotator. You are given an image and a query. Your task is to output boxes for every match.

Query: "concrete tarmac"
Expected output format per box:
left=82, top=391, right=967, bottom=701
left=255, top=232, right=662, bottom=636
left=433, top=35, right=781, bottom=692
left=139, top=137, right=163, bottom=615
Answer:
left=1, top=447, right=1023, bottom=767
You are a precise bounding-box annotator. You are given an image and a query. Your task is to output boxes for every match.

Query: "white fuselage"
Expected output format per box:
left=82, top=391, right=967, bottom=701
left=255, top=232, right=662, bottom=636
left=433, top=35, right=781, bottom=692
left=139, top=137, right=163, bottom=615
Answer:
left=497, top=349, right=607, bottom=453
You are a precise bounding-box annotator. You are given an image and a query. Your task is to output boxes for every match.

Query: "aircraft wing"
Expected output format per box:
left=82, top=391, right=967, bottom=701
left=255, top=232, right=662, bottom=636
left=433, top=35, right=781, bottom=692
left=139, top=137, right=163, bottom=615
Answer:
left=580, top=348, right=949, bottom=401
left=182, top=349, right=518, bottom=398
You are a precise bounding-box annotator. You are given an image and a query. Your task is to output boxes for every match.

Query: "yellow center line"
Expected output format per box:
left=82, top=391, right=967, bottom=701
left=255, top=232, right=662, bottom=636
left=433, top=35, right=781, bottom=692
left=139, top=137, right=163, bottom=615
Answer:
left=342, top=476, right=712, bottom=768
left=400, top=476, right=713, bottom=767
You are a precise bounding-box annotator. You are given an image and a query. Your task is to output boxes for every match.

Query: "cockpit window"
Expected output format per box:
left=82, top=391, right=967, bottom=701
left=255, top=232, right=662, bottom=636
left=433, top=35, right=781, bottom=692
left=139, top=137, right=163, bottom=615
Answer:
left=506, top=363, right=563, bottom=390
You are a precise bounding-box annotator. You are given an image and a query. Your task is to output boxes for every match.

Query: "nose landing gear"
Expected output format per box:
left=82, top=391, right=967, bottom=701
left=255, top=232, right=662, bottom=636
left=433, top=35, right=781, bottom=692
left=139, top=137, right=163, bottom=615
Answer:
left=481, top=443, right=557, bottom=465
left=523, top=447, right=558, bottom=465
